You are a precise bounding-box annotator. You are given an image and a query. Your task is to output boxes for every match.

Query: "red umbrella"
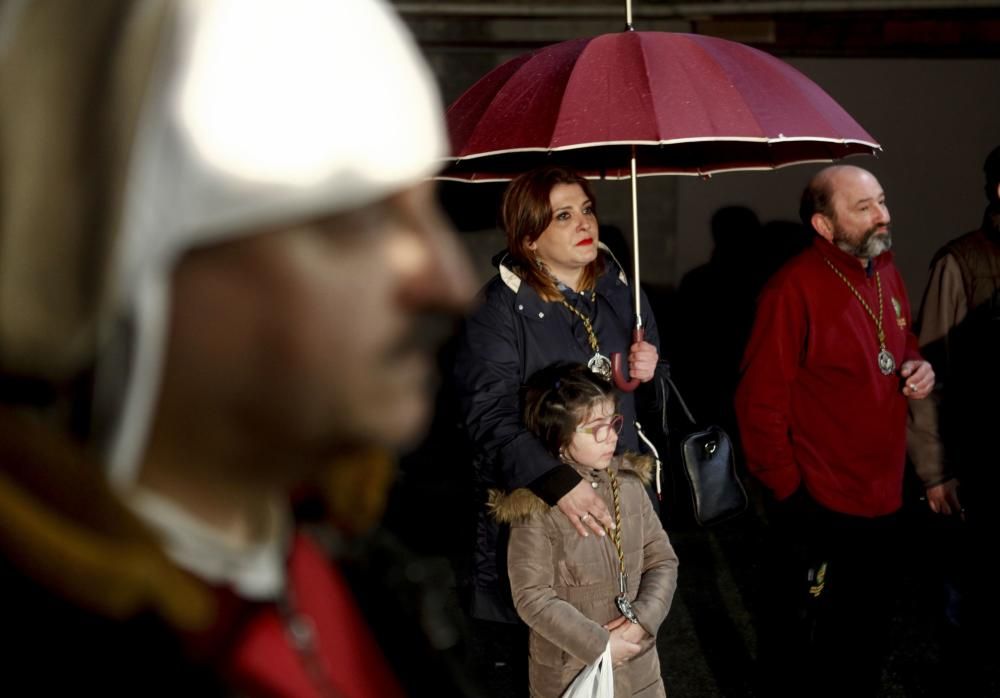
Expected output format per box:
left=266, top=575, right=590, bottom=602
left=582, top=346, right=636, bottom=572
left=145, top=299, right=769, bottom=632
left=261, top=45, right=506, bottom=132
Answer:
left=442, top=30, right=880, bottom=388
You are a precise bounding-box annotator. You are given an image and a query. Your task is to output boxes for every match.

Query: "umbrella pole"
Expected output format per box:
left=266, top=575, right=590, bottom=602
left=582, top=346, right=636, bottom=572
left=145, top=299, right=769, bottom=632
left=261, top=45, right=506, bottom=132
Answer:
left=629, top=148, right=642, bottom=330
left=625, top=0, right=633, bottom=30
left=611, top=147, right=644, bottom=392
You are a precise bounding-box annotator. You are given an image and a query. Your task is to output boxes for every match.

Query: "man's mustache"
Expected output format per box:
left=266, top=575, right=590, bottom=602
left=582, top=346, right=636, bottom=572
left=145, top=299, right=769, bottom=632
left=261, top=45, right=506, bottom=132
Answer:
left=863, top=222, right=890, bottom=239
left=385, top=312, right=460, bottom=363
left=859, top=224, right=892, bottom=253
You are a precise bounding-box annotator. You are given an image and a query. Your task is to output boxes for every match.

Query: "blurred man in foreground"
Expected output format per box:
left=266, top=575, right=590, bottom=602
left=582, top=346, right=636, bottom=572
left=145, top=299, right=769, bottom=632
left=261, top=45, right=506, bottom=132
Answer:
left=0, top=0, right=473, bottom=695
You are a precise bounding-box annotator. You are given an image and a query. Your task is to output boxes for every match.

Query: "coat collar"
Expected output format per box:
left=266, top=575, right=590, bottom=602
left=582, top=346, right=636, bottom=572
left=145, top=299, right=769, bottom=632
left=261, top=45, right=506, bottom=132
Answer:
left=126, top=487, right=291, bottom=601
left=488, top=453, right=655, bottom=524
left=495, top=243, right=629, bottom=295
left=495, top=245, right=630, bottom=320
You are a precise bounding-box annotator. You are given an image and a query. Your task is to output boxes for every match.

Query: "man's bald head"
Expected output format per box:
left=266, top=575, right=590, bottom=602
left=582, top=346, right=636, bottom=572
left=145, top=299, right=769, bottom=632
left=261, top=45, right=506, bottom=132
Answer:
left=801, top=165, right=891, bottom=262
left=800, top=165, right=874, bottom=231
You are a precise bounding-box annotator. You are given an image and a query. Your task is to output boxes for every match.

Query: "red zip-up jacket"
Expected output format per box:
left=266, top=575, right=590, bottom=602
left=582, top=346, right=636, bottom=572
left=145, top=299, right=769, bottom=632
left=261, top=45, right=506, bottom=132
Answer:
left=735, top=237, right=922, bottom=517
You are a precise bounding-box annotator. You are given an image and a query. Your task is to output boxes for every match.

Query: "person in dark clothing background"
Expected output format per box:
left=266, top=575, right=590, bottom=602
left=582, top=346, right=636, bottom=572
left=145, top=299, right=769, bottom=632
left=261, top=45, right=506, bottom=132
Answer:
left=907, top=144, right=1000, bottom=693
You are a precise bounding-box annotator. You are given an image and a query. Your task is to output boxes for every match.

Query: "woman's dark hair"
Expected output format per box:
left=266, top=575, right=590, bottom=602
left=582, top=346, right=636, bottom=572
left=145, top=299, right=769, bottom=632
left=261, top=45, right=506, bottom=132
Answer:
left=522, top=362, right=617, bottom=457
left=502, top=166, right=603, bottom=301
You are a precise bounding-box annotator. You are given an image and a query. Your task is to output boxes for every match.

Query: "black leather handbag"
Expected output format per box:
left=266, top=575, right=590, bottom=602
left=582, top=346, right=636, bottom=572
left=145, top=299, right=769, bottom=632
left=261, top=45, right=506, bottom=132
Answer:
left=666, top=374, right=748, bottom=526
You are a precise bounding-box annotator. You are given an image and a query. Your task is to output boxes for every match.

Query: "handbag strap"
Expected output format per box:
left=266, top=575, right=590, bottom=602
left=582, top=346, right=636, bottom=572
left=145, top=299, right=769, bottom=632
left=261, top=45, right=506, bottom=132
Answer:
left=634, top=421, right=662, bottom=499
left=664, top=374, right=699, bottom=427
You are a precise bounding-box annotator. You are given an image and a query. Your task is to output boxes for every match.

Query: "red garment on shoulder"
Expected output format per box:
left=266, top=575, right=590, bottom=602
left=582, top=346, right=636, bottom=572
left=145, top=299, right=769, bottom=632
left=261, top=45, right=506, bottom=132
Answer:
left=223, top=534, right=405, bottom=698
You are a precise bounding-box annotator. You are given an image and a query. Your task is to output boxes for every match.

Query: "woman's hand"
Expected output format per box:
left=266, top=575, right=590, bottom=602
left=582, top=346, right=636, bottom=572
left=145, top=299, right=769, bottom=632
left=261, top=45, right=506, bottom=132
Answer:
left=628, top=340, right=658, bottom=382
left=557, top=480, right=613, bottom=537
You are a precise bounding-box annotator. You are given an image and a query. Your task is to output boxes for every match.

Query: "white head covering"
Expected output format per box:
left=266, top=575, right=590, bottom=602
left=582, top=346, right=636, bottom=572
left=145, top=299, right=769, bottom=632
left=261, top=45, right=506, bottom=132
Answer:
left=103, top=0, right=447, bottom=486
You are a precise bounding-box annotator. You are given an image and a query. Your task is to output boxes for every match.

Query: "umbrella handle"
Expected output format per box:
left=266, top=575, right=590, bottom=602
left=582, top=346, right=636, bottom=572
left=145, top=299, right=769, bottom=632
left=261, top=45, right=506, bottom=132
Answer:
left=610, top=327, right=644, bottom=392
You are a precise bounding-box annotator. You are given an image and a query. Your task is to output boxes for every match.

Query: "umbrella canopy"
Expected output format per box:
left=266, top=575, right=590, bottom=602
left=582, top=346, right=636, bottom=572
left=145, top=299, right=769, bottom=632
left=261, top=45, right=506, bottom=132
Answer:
left=442, top=31, right=880, bottom=181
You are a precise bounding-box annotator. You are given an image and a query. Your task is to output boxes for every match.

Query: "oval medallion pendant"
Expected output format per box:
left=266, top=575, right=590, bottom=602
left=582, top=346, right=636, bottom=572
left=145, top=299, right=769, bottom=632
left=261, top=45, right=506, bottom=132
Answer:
left=877, top=349, right=896, bottom=376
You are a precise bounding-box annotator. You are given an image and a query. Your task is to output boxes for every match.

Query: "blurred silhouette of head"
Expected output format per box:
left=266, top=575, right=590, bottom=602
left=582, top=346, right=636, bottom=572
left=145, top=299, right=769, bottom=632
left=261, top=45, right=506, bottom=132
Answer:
left=710, top=206, right=760, bottom=261
left=984, top=144, right=1000, bottom=205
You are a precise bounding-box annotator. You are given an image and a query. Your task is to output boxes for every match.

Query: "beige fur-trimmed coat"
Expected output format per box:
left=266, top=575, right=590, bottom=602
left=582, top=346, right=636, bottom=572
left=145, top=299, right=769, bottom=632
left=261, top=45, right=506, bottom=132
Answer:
left=490, top=453, right=678, bottom=697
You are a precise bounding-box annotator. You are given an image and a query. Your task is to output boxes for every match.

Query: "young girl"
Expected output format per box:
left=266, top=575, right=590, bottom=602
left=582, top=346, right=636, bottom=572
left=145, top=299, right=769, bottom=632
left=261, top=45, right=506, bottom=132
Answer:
left=490, top=362, right=678, bottom=697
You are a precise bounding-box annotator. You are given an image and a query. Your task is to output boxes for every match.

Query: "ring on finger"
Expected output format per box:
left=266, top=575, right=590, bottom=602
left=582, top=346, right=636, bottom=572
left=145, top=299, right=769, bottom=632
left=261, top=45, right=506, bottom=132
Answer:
left=580, top=513, right=592, bottom=522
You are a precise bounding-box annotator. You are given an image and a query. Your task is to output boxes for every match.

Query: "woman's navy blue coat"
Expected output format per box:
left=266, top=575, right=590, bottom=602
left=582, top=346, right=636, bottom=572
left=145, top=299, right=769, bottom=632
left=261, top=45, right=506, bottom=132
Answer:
left=453, top=248, right=661, bottom=622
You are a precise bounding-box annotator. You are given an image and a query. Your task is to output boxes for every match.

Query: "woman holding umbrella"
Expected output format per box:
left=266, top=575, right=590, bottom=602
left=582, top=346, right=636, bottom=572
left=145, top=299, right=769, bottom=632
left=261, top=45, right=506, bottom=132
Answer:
left=453, top=166, right=661, bottom=691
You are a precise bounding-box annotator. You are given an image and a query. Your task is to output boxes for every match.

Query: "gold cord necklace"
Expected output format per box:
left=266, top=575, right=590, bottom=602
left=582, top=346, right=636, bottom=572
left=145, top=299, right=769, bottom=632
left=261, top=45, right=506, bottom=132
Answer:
left=822, top=257, right=896, bottom=375
left=605, top=469, right=639, bottom=624
left=558, top=290, right=611, bottom=380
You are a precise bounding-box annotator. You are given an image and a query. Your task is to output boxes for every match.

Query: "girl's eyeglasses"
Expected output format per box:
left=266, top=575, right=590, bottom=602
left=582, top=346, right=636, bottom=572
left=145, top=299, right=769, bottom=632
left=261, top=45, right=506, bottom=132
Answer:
left=575, top=414, right=624, bottom=443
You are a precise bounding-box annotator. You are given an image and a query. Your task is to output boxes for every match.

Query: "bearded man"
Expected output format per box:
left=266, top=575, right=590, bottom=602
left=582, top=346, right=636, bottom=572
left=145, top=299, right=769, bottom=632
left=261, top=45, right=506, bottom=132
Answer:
left=735, top=165, right=934, bottom=697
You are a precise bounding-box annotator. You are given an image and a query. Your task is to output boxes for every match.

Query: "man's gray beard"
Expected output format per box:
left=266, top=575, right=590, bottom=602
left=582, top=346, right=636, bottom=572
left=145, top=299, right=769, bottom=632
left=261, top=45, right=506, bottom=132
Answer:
left=835, top=227, right=892, bottom=259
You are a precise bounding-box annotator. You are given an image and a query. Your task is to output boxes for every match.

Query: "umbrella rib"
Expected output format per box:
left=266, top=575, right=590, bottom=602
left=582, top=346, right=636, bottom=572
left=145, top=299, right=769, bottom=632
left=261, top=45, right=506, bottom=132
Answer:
left=446, top=134, right=879, bottom=163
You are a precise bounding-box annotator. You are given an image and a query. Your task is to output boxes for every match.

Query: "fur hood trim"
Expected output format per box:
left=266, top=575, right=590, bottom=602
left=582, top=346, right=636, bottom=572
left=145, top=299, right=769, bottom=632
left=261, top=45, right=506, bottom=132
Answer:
left=489, top=452, right=655, bottom=524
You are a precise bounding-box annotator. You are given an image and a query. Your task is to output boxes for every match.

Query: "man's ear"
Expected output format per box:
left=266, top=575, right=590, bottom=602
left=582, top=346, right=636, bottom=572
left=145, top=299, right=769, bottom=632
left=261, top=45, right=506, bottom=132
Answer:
left=811, top=212, right=834, bottom=242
